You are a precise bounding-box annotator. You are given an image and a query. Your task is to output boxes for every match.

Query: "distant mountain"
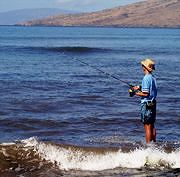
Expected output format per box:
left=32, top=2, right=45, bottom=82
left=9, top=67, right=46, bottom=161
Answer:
left=19, top=0, right=180, bottom=28
left=0, top=8, right=77, bottom=25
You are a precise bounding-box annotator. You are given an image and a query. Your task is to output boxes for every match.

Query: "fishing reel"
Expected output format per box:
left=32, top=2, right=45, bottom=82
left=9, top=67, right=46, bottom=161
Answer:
left=128, top=87, right=136, bottom=97
left=128, top=85, right=141, bottom=97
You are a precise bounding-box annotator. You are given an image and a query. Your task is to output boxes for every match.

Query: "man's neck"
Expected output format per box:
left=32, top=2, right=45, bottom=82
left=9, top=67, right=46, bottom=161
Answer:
left=144, top=70, right=150, bottom=75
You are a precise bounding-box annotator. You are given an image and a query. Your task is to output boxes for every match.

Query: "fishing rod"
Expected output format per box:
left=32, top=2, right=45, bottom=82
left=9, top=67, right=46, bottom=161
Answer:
left=75, top=58, right=132, bottom=87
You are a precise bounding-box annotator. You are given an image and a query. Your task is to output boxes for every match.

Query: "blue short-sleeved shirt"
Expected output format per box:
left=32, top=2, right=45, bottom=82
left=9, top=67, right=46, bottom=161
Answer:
left=141, top=74, right=157, bottom=103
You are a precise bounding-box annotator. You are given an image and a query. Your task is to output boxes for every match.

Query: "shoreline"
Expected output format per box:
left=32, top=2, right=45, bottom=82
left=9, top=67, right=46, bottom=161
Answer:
left=0, top=24, right=180, bottom=29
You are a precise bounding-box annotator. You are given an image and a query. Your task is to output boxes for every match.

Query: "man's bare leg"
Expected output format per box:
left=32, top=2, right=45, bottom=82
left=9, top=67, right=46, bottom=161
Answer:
left=144, top=124, right=155, bottom=143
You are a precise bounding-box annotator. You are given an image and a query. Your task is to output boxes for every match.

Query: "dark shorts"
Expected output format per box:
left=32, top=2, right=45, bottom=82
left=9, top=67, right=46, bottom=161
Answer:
left=141, top=100, right=156, bottom=124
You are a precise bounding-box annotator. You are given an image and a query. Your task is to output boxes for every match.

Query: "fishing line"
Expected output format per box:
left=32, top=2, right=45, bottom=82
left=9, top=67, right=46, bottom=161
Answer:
left=75, top=58, right=131, bottom=87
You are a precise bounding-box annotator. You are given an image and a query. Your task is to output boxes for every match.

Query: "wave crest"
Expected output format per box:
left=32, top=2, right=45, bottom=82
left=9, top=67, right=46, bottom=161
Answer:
left=1, top=46, right=111, bottom=54
left=0, top=137, right=179, bottom=173
left=21, top=137, right=180, bottom=171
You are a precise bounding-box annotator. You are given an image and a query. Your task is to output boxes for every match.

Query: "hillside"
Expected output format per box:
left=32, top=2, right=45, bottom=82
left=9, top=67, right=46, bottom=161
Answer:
left=0, top=8, right=77, bottom=25
left=19, top=0, right=180, bottom=28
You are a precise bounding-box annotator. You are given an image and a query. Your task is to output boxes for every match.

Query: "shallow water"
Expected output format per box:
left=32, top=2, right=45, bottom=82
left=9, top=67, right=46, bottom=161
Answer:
left=0, top=26, right=179, bottom=176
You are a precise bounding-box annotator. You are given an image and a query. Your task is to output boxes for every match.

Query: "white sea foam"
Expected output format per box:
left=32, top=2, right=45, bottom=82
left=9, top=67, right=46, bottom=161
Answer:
left=0, top=142, right=15, bottom=146
left=21, top=137, right=180, bottom=171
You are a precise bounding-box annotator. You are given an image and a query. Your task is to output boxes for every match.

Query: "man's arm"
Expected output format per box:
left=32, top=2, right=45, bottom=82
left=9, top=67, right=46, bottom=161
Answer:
left=132, top=85, right=149, bottom=97
left=135, top=91, right=148, bottom=97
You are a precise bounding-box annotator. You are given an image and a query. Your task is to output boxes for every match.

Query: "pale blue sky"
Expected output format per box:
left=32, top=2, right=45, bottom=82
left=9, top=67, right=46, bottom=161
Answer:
left=0, top=0, right=144, bottom=12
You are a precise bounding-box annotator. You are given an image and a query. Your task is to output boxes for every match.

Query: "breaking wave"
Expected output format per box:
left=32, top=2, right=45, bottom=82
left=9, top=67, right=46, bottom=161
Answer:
left=1, top=45, right=179, bottom=56
left=0, top=46, right=113, bottom=54
left=1, top=45, right=178, bottom=57
left=1, top=137, right=179, bottom=172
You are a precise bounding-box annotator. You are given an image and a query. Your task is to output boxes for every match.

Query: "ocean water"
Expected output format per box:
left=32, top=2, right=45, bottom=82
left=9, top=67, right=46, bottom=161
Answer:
left=0, top=26, right=179, bottom=176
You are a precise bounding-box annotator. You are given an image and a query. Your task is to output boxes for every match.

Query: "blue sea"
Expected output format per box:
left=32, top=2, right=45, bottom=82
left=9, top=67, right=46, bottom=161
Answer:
left=0, top=26, right=179, bottom=176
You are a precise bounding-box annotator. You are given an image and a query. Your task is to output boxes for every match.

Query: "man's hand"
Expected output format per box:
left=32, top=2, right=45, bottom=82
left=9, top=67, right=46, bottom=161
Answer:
left=128, top=85, right=141, bottom=97
left=132, top=85, right=141, bottom=91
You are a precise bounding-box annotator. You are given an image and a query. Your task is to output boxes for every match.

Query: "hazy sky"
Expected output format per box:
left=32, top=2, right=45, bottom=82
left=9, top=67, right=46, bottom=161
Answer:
left=0, top=0, right=144, bottom=12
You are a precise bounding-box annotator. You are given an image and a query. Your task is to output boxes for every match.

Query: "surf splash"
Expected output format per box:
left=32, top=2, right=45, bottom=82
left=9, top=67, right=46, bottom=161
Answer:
left=20, top=137, right=180, bottom=171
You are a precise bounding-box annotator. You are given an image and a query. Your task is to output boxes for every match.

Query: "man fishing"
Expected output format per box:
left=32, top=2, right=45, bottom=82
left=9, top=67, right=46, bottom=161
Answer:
left=129, top=59, right=157, bottom=143
left=77, top=58, right=157, bottom=143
